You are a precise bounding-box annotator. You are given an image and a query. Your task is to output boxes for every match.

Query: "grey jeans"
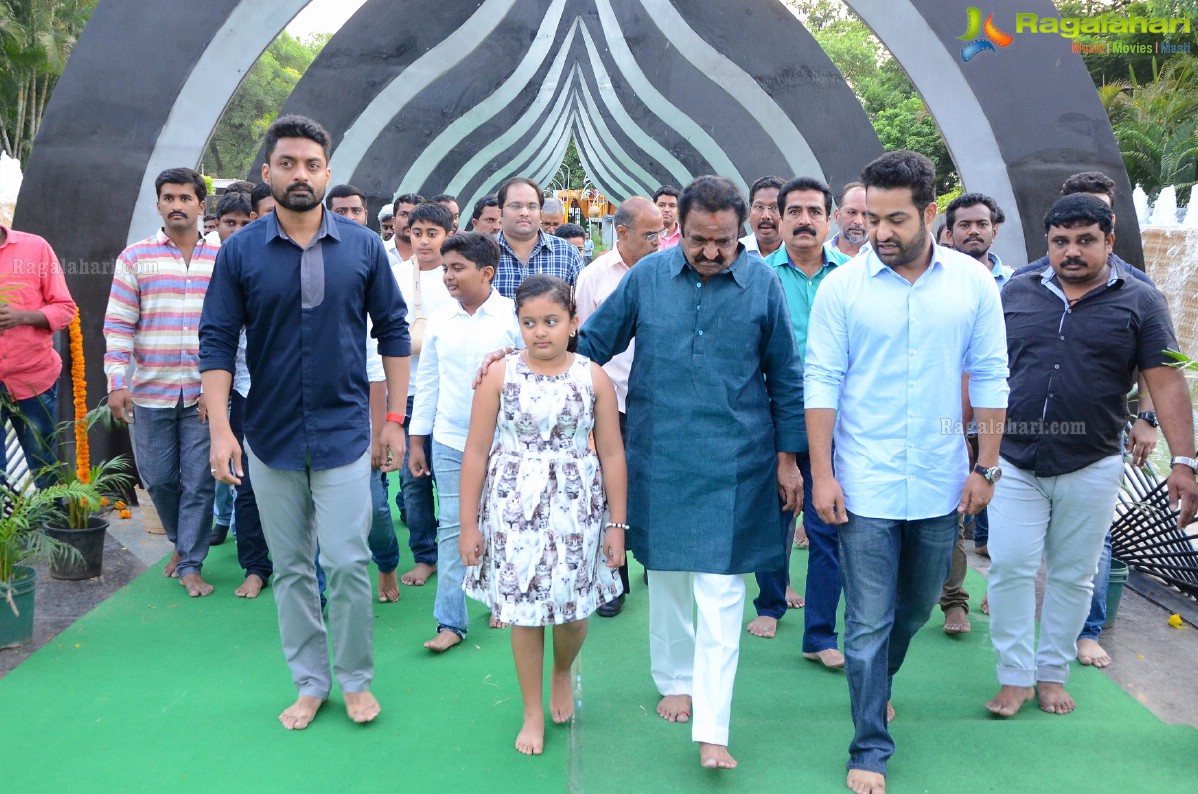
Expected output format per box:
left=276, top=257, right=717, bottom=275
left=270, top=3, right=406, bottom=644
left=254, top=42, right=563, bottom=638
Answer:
left=132, top=399, right=214, bottom=578
left=246, top=442, right=374, bottom=697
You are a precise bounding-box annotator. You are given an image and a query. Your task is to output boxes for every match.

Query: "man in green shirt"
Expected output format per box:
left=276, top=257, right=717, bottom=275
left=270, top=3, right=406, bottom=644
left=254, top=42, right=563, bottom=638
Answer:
left=752, top=177, right=845, bottom=670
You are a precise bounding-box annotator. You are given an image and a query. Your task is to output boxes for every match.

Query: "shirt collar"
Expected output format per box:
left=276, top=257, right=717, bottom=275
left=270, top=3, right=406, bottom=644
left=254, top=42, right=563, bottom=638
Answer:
left=866, top=241, right=944, bottom=279
left=267, top=206, right=340, bottom=246
left=155, top=226, right=213, bottom=253
left=452, top=287, right=506, bottom=317
left=784, top=246, right=838, bottom=275
left=0, top=224, right=12, bottom=250
left=496, top=229, right=548, bottom=258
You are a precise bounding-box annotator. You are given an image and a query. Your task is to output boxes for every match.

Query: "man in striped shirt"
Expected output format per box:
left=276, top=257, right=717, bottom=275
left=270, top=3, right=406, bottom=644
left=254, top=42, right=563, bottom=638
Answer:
left=104, top=167, right=218, bottom=597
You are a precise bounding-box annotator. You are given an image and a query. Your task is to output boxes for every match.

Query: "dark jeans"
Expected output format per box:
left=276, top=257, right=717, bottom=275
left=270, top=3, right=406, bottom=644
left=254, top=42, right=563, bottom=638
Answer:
left=612, top=411, right=630, bottom=595
left=399, top=395, right=437, bottom=565
left=972, top=506, right=989, bottom=547
left=1, top=382, right=59, bottom=490
left=799, top=453, right=841, bottom=652
left=229, top=391, right=272, bottom=580
left=838, top=510, right=958, bottom=776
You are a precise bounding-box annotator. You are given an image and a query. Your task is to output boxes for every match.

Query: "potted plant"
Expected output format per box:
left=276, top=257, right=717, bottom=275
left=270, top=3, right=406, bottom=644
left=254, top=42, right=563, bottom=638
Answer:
left=0, top=478, right=92, bottom=647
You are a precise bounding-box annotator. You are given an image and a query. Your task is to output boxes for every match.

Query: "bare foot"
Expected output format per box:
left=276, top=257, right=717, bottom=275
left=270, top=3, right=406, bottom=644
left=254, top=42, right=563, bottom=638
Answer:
left=162, top=550, right=180, bottom=578
left=489, top=614, right=509, bottom=629
left=235, top=574, right=266, bottom=598
left=887, top=701, right=895, bottom=723
left=786, top=586, right=806, bottom=608
left=1077, top=638, right=1112, bottom=668
left=377, top=570, right=400, bottom=603
left=985, top=685, right=1034, bottom=717
left=279, top=695, right=324, bottom=730
left=180, top=573, right=214, bottom=597
left=657, top=694, right=692, bottom=723
left=803, top=648, right=846, bottom=669
left=424, top=629, right=462, bottom=653
left=1037, top=682, right=1075, bottom=714
left=747, top=615, right=778, bottom=638
left=344, top=690, right=381, bottom=723
left=515, top=713, right=545, bottom=755
left=847, top=769, right=886, bottom=794
left=943, top=607, right=971, bottom=634
left=401, top=562, right=436, bottom=586
left=550, top=668, right=574, bottom=723
left=793, top=523, right=809, bottom=549
left=699, top=743, right=738, bottom=769
left=980, top=594, right=989, bottom=615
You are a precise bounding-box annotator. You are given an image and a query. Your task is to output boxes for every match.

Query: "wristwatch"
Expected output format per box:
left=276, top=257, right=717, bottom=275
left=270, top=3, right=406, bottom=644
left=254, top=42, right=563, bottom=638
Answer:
left=1172, top=456, right=1198, bottom=474
left=973, top=464, right=1002, bottom=484
left=1136, top=411, right=1159, bottom=428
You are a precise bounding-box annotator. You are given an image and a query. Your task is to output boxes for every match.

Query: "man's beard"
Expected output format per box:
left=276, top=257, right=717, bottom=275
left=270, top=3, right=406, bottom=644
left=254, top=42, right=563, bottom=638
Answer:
left=843, top=226, right=867, bottom=244
left=274, top=181, right=323, bottom=212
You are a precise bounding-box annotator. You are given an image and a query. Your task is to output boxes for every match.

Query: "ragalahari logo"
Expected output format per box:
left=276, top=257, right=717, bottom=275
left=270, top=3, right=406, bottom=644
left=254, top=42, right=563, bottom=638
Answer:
left=959, top=7, right=1014, bottom=61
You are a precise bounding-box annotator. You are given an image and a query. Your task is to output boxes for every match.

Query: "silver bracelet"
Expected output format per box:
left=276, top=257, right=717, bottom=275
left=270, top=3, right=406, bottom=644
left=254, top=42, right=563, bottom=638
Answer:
left=605, top=522, right=629, bottom=530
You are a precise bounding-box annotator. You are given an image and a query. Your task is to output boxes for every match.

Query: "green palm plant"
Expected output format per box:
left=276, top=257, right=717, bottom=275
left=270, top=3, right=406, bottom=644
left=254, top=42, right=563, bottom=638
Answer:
left=37, top=404, right=134, bottom=529
left=0, top=478, right=91, bottom=602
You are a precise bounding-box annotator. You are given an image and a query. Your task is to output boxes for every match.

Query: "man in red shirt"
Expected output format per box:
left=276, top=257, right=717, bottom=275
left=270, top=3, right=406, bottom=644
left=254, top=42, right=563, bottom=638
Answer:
left=0, top=224, right=77, bottom=489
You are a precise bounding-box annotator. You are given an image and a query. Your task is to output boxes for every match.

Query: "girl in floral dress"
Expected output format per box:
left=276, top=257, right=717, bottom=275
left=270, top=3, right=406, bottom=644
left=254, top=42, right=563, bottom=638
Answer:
left=459, top=275, right=627, bottom=756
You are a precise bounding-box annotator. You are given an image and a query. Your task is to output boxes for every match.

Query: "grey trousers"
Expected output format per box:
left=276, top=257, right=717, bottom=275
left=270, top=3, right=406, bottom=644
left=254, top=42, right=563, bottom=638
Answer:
left=246, top=442, right=374, bottom=697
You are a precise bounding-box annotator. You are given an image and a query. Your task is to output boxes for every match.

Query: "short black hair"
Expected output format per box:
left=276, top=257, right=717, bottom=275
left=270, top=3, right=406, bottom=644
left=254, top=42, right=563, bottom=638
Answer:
left=430, top=193, right=458, bottom=207
left=408, top=201, right=454, bottom=233
left=748, top=175, right=786, bottom=204
left=203, top=213, right=217, bottom=223
left=250, top=182, right=273, bottom=214
left=1060, top=171, right=1116, bottom=202
left=935, top=221, right=948, bottom=241
left=216, top=191, right=252, bottom=219
left=945, top=192, right=1003, bottom=229
left=497, top=176, right=543, bottom=209
left=392, top=193, right=425, bottom=214
left=224, top=180, right=255, bottom=196
left=779, top=176, right=833, bottom=216
left=653, top=185, right=680, bottom=202
left=678, top=175, right=748, bottom=231
left=155, top=167, right=206, bottom=201
left=441, top=231, right=501, bottom=270
left=1043, top=194, right=1114, bottom=235
left=860, top=151, right=937, bottom=210
left=325, top=183, right=365, bottom=209
left=554, top=222, right=586, bottom=240
left=471, top=194, right=498, bottom=222
left=262, top=114, right=331, bottom=162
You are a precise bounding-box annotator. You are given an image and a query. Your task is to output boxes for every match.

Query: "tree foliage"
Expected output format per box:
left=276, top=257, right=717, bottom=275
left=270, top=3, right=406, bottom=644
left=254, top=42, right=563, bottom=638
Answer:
left=549, top=137, right=587, bottom=191
left=200, top=32, right=327, bottom=178
left=0, top=0, right=96, bottom=164
left=785, top=1, right=959, bottom=194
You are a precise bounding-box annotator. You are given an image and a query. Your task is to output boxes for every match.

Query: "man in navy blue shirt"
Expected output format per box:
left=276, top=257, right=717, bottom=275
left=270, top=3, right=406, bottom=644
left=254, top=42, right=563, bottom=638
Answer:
left=199, top=115, right=410, bottom=731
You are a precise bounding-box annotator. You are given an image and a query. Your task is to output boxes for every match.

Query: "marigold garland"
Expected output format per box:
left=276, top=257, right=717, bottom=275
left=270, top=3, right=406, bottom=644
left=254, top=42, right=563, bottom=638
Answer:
left=68, top=308, right=90, bottom=484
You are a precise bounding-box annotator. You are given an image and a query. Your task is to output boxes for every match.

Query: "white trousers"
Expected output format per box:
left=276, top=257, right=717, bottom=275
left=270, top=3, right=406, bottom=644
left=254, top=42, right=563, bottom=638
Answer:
left=987, top=455, right=1124, bottom=687
left=648, top=570, right=746, bottom=745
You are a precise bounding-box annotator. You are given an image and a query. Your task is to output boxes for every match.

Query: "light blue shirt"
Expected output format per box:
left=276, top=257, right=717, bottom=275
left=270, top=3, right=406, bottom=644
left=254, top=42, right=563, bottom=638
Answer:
left=804, top=244, right=1010, bottom=520
left=987, top=251, right=1014, bottom=290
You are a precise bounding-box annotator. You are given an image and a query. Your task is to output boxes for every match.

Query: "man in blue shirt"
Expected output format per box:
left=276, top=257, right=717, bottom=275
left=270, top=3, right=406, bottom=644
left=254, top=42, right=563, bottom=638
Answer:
left=752, top=176, right=846, bottom=673
left=492, top=177, right=583, bottom=298
left=805, top=152, right=1009, bottom=794
left=199, top=115, right=411, bottom=732
left=578, top=176, right=805, bottom=771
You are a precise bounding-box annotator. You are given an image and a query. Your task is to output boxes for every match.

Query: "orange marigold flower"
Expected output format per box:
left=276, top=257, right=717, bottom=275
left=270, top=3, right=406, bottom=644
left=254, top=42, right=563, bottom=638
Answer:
left=118, top=509, right=132, bottom=520
left=100, top=497, right=110, bottom=507
left=114, top=500, right=127, bottom=510
left=69, top=308, right=90, bottom=483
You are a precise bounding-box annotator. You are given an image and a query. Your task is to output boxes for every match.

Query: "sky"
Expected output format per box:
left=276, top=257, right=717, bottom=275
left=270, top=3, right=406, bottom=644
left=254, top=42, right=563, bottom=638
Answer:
left=285, top=0, right=369, bottom=40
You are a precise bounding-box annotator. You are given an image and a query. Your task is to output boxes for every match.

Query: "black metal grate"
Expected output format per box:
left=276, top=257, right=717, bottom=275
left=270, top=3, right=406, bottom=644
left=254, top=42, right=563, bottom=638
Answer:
left=1111, top=462, right=1198, bottom=599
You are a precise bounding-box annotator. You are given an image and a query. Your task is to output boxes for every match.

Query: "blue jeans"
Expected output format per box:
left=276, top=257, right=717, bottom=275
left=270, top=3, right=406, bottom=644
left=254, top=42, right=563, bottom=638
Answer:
left=838, top=510, right=958, bottom=776
left=400, top=396, right=437, bottom=565
left=752, top=509, right=799, bottom=620
left=229, top=391, right=271, bottom=579
left=431, top=441, right=467, bottom=636
left=213, top=481, right=235, bottom=527
left=1078, top=531, right=1112, bottom=641
left=132, top=398, right=215, bottom=578
left=367, top=469, right=399, bottom=573
left=800, top=453, right=841, bottom=653
left=1, top=382, right=59, bottom=490
left=972, top=506, right=989, bottom=547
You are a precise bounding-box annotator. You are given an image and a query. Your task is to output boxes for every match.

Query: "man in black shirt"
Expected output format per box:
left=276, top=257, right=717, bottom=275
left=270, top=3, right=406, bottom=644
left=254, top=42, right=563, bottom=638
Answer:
left=985, top=194, right=1198, bottom=719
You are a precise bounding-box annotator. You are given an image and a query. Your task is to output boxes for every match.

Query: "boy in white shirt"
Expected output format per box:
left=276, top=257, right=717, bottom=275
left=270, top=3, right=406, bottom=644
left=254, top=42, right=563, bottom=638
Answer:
left=409, top=231, right=522, bottom=652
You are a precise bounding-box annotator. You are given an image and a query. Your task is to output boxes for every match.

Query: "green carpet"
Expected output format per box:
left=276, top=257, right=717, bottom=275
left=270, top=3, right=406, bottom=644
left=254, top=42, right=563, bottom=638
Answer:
left=2, top=505, right=1196, bottom=792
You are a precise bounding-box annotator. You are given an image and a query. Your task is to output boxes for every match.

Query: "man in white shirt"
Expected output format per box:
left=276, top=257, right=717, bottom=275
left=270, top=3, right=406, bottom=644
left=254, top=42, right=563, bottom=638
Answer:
left=574, top=195, right=663, bottom=616
left=804, top=151, right=1008, bottom=794
left=738, top=176, right=785, bottom=257
left=408, top=232, right=522, bottom=652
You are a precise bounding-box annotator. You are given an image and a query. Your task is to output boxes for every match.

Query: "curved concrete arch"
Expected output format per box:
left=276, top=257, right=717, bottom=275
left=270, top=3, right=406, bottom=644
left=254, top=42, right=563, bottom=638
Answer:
left=573, top=71, right=660, bottom=192
left=572, top=100, right=648, bottom=200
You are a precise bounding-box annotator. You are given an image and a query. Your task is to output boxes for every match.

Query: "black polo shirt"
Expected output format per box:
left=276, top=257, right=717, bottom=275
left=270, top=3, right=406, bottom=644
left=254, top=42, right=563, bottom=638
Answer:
left=1001, top=260, right=1177, bottom=477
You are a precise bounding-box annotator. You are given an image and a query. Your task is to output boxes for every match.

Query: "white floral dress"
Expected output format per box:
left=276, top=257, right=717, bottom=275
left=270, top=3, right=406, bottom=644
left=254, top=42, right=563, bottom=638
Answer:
left=465, top=352, right=624, bottom=625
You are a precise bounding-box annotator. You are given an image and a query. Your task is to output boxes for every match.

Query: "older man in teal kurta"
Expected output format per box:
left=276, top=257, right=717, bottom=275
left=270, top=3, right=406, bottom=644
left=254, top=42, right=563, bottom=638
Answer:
left=577, top=176, right=805, bottom=770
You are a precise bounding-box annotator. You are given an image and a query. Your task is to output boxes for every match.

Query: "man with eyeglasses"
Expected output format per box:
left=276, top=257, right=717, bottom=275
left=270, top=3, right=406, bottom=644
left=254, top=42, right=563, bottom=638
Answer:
left=540, top=196, right=566, bottom=233
left=739, top=175, right=786, bottom=258
left=574, top=196, right=664, bottom=618
left=492, top=177, right=584, bottom=298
